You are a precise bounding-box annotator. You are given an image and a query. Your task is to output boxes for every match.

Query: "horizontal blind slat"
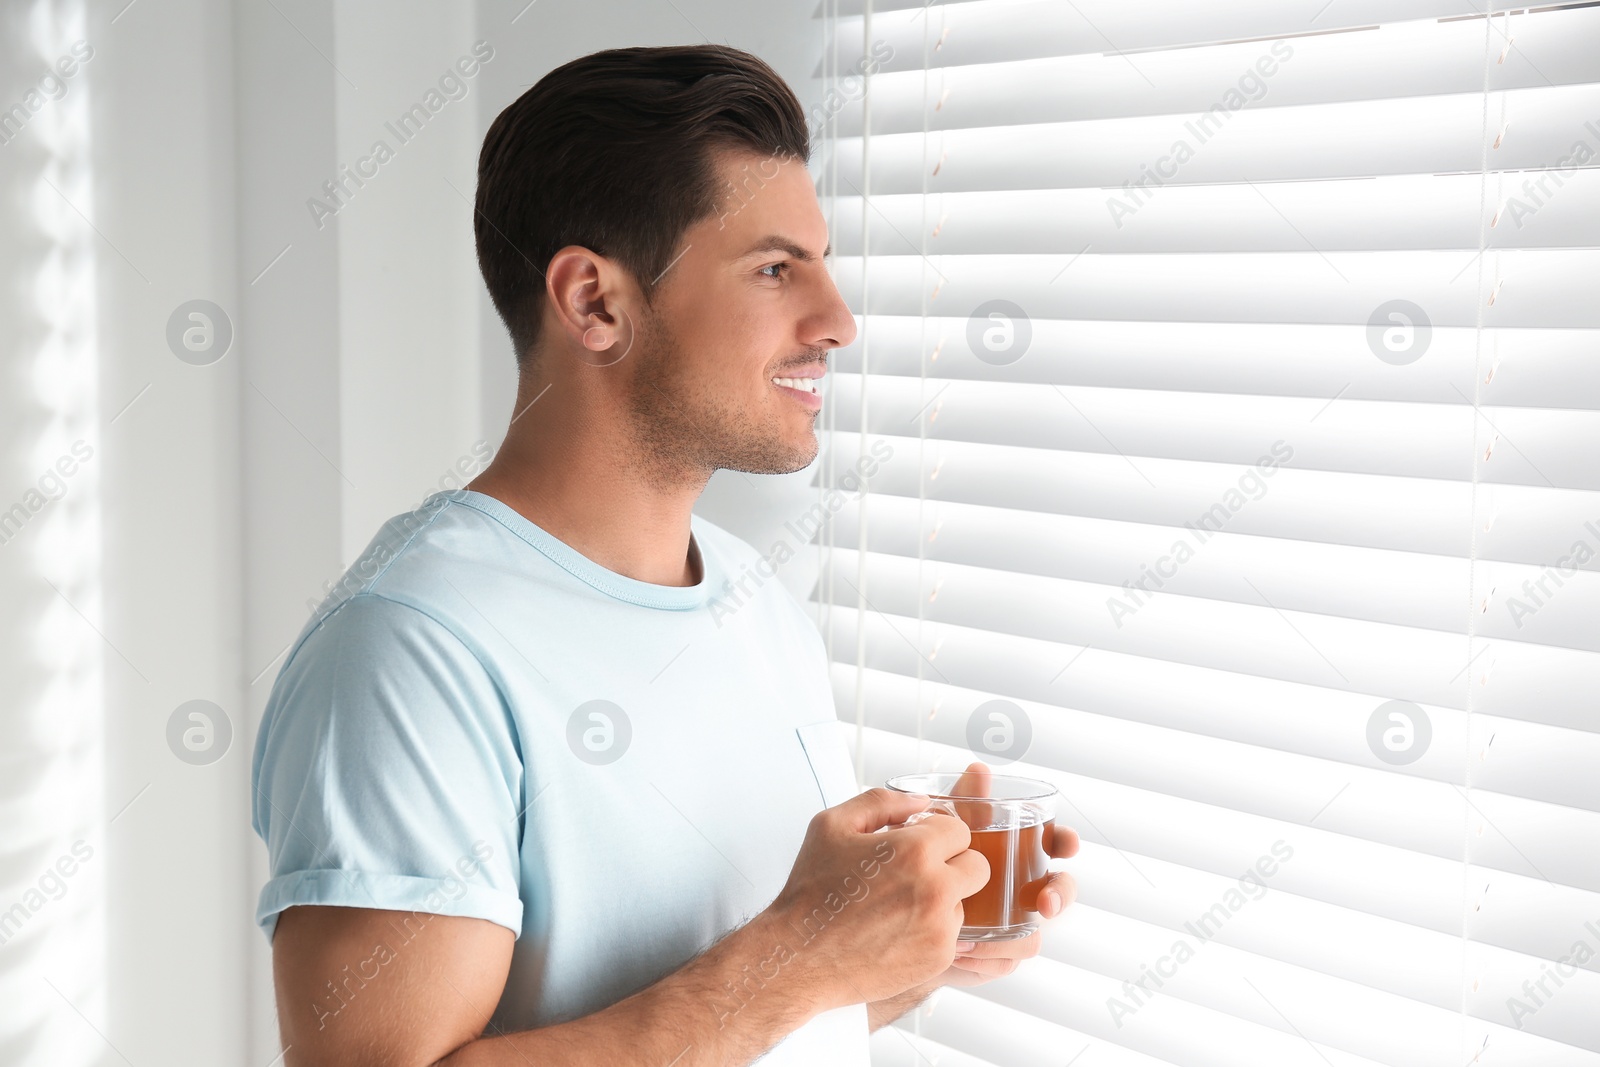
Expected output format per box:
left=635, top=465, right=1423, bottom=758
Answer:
left=825, top=322, right=1600, bottom=411
left=823, top=175, right=1600, bottom=254
left=831, top=651, right=1600, bottom=816
left=831, top=8, right=1599, bottom=134
left=825, top=492, right=1600, bottom=647
left=828, top=0, right=1493, bottom=64
left=827, top=250, right=1600, bottom=329
left=896, top=986, right=1183, bottom=1067
left=817, top=555, right=1600, bottom=728
left=821, top=84, right=1600, bottom=191
left=823, top=375, right=1596, bottom=490
left=816, top=432, right=1600, bottom=572
left=868, top=1026, right=1007, bottom=1067
left=959, top=956, right=1403, bottom=1067
left=1043, top=850, right=1600, bottom=995
left=817, top=595, right=1594, bottom=748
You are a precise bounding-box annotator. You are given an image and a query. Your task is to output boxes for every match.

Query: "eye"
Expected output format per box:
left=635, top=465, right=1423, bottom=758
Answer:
left=758, top=261, right=790, bottom=280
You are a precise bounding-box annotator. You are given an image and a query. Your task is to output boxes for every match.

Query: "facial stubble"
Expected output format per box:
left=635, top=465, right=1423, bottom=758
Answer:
left=621, top=302, right=820, bottom=487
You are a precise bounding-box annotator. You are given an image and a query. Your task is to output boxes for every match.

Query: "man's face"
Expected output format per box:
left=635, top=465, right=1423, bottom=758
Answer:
left=622, top=148, right=857, bottom=480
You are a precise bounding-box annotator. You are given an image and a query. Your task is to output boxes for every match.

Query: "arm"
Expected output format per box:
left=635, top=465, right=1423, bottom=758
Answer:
left=274, top=903, right=831, bottom=1067
left=273, top=788, right=989, bottom=1067
left=866, top=975, right=944, bottom=1032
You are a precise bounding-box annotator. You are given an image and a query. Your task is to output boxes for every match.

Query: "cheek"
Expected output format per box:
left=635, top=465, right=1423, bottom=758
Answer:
left=658, top=286, right=782, bottom=392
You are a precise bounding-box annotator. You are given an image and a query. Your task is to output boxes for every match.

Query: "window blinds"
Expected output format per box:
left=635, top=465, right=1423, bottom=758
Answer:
left=811, top=2, right=1600, bottom=1065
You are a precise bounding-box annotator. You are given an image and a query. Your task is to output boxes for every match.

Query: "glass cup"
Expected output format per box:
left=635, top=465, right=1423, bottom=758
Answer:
left=886, top=771, right=1058, bottom=942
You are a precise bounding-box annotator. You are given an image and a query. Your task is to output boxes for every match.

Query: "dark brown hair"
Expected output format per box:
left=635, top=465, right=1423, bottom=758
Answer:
left=474, top=45, right=811, bottom=367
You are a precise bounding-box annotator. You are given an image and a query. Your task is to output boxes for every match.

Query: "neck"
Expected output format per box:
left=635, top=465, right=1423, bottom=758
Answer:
left=467, top=373, right=709, bottom=588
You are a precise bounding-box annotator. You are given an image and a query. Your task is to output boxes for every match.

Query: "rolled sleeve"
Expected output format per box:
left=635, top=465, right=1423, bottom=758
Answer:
left=251, top=592, right=526, bottom=943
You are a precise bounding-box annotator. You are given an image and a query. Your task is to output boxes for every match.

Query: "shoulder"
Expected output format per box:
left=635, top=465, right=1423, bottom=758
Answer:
left=282, top=493, right=508, bottom=683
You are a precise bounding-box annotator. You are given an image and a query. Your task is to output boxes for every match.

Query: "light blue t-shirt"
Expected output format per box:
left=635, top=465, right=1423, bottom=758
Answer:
left=251, top=488, right=870, bottom=1063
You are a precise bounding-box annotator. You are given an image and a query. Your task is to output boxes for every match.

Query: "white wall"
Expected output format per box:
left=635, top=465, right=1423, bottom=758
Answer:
left=0, top=1, right=830, bottom=1064
left=237, top=4, right=490, bottom=1062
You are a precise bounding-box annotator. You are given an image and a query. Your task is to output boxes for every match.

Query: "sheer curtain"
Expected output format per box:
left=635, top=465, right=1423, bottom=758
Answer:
left=814, top=2, right=1600, bottom=1065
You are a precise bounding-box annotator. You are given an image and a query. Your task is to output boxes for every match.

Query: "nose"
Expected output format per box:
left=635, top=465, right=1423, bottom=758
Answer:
left=809, top=271, right=859, bottom=353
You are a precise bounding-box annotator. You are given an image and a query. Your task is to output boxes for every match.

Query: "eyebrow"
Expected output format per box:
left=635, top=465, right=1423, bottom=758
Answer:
left=737, top=235, right=831, bottom=263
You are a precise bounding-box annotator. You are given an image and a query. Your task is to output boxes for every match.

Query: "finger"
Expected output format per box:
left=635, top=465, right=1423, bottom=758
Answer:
left=835, top=786, right=938, bottom=834
left=951, top=761, right=992, bottom=799
left=933, top=962, right=992, bottom=989
left=1016, top=868, right=1074, bottom=913
left=948, top=845, right=991, bottom=897
left=882, top=805, right=974, bottom=859
left=950, top=955, right=1020, bottom=977
left=950, top=761, right=995, bottom=831
left=1036, top=871, right=1077, bottom=918
left=1044, top=821, right=1081, bottom=859
left=956, top=931, right=1041, bottom=959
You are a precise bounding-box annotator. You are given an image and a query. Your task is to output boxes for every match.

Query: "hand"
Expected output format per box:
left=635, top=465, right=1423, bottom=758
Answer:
left=765, top=786, right=990, bottom=1012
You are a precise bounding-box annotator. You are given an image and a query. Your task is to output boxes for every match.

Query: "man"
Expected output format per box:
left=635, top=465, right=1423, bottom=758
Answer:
left=252, top=44, right=1078, bottom=1066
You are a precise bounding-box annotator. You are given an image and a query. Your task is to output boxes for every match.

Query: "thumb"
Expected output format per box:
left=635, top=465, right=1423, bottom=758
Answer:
left=951, top=761, right=995, bottom=830
left=835, top=786, right=935, bottom=834
left=952, top=761, right=992, bottom=798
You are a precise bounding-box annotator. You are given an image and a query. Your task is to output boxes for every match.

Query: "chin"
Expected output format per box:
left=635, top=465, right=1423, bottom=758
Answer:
left=727, top=429, right=819, bottom=477
left=783, top=438, right=820, bottom=475
left=785, top=423, right=821, bottom=467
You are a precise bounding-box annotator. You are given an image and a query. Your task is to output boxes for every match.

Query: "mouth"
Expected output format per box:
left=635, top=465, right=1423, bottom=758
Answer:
left=771, top=374, right=823, bottom=411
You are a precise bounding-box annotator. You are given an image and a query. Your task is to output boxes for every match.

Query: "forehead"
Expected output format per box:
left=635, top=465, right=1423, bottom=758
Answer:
left=703, top=148, right=830, bottom=261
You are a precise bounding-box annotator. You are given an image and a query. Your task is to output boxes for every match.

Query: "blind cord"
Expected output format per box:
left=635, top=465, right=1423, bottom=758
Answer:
left=1461, top=4, right=1499, bottom=1061
left=852, top=0, right=874, bottom=788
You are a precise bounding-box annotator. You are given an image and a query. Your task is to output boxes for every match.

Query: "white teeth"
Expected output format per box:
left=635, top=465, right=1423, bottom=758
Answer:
left=772, top=377, right=818, bottom=394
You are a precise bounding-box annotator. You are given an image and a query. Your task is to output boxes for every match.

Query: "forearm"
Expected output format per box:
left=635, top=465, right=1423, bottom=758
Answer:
left=438, top=909, right=832, bottom=1067
left=866, top=973, right=944, bottom=1032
